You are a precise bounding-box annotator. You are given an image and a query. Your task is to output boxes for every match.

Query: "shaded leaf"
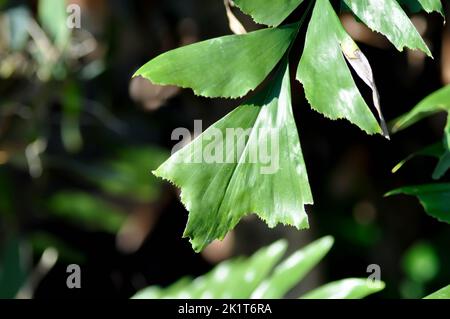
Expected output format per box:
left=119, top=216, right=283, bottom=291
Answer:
left=300, top=278, right=385, bottom=299
left=391, top=85, right=450, bottom=132
left=134, top=24, right=298, bottom=98
left=47, top=191, right=127, bottom=233
left=423, top=284, right=450, bottom=299
left=233, top=0, right=304, bottom=27
left=154, top=62, right=313, bottom=252
left=297, top=0, right=382, bottom=135
left=391, top=85, right=450, bottom=179
left=95, top=147, right=168, bottom=202
left=391, top=142, right=450, bottom=179
left=343, top=0, right=431, bottom=56
left=251, top=236, right=334, bottom=298
left=386, top=184, right=450, bottom=224
left=391, top=142, right=444, bottom=173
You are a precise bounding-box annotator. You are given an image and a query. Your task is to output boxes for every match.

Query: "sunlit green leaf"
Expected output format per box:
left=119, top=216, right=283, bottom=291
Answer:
left=297, top=0, right=382, bottom=135
left=300, top=278, right=385, bottom=299
left=134, top=24, right=298, bottom=98
left=233, top=0, right=304, bottom=26
left=424, top=285, right=450, bottom=299
left=154, top=62, right=313, bottom=252
left=386, top=184, right=450, bottom=224
left=133, top=240, right=288, bottom=299
left=251, top=236, right=334, bottom=298
left=343, top=0, right=431, bottom=56
left=132, top=237, right=385, bottom=300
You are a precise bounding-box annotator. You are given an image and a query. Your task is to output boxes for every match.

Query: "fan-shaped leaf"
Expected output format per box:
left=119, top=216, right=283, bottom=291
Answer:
left=134, top=24, right=298, bottom=98
left=154, top=62, right=313, bottom=252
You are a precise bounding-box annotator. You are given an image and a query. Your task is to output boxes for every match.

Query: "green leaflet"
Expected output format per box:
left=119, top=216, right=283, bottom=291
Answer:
left=154, top=62, right=313, bottom=252
left=391, top=85, right=450, bottom=132
left=132, top=240, right=287, bottom=299
left=386, top=184, right=450, bottom=224
left=423, top=285, right=450, bottom=299
left=297, top=0, right=382, bottom=135
left=391, top=142, right=450, bottom=180
left=343, top=0, right=432, bottom=56
left=391, top=85, right=450, bottom=179
left=132, top=236, right=385, bottom=299
left=300, top=278, right=385, bottom=299
left=233, top=0, right=304, bottom=27
left=251, top=236, right=334, bottom=298
left=134, top=24, right=298, bottom=98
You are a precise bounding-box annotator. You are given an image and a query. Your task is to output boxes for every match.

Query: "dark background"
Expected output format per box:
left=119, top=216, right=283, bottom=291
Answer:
left=0, top=0, right=449, bottom=299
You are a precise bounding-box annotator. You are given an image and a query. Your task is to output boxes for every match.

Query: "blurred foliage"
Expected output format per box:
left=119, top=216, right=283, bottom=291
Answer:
left=133, top=237, right=385, bottom=299
left=0, top=0, right=169, bottom=298
left=0, top=237, right=28, bottom=298
left=46, top=191, right=126, bottom=234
